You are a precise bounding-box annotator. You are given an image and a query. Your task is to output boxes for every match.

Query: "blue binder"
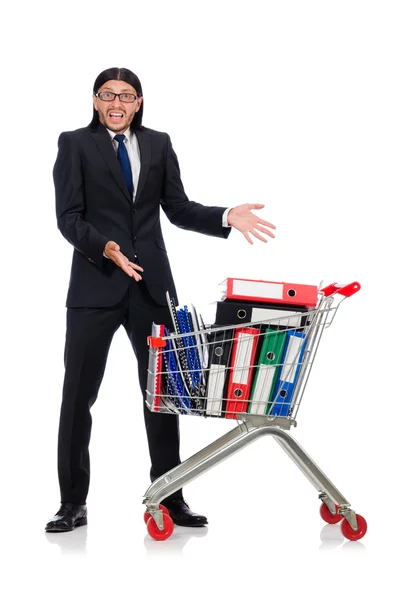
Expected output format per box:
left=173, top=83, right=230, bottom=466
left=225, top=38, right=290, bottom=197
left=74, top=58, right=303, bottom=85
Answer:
left=166, top=293, right=196, bottom=398
left=162, top=326, right=194, bottom=414
left=269, top=330, right=307, bottom=417
left=177, top=306, right=201, bottom=394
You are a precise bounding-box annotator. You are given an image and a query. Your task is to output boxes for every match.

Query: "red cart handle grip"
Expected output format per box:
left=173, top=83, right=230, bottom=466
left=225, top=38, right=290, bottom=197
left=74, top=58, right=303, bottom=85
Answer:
left=147, top=335, right=167, bottom=348
left=320, top=281, right=361, bottom=297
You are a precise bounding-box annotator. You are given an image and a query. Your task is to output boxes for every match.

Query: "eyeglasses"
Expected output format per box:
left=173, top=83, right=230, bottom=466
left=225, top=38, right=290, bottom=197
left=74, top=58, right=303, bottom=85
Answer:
left=95, top=91, right=138, bottom=103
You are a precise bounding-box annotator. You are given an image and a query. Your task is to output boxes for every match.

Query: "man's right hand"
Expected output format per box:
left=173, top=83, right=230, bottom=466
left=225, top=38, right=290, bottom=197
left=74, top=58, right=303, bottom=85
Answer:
left=104, top=241, right=144, bottom=281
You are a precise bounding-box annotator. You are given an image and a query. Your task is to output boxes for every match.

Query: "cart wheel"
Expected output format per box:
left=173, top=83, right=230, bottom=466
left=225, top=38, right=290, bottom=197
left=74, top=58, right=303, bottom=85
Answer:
left=341, top=514, right=367, bottom=541
left=320, top=502, right=343, bottom=524
left=147, top=514, right=174, bottom=541
left=143, top=504, right=170, bottom=524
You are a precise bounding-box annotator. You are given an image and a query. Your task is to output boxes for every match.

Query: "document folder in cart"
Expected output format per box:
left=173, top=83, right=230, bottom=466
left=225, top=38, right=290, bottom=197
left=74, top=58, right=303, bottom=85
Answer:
left=190, top=304, right=209, bottom=385
left=220, top=278, right=318, bottom=307
left=269, top=330, right=307, bottom=417
left=205, top=329, right=234, bottom=417
left=248, top=329, right=287, bottom=416
left=147, top=323, right=165, bottom=412
left=225, top=327, right=260, bottom=418
left=215, top=300, right=309, bottom=329
left=162, top=326, right=195, bottom=414
left=166, top=292, right=199, bottom=403
left=176, top=306, right=202, bottom=398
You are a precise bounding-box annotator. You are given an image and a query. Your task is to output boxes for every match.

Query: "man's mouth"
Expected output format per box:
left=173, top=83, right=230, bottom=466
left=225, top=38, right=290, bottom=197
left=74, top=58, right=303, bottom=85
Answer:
left=108, top=112, right=124, bottom=120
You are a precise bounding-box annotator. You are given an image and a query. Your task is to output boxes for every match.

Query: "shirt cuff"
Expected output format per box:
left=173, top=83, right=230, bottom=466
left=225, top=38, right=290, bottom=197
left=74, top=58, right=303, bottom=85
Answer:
left=222, top=207, right=232, bottom=228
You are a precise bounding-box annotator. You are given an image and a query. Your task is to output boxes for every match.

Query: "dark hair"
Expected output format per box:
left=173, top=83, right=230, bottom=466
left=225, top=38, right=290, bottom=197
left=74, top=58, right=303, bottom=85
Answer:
left=88, top=67, right=144, bottom=130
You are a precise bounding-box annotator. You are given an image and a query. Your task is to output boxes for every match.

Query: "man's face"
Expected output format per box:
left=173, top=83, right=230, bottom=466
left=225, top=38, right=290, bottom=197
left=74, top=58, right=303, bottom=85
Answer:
left=92, top=79, right=143, bottom=133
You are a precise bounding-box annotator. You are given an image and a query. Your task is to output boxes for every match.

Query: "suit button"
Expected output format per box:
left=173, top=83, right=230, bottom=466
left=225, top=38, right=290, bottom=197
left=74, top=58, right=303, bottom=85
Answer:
left=133, top=237, right=137, bottom=242
left=132, top=208, right=137, bottom=214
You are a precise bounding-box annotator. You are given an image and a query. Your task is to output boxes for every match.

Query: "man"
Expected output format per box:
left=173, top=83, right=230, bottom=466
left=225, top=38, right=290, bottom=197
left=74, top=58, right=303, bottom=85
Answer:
left=45, top=67, right=276, bottom=533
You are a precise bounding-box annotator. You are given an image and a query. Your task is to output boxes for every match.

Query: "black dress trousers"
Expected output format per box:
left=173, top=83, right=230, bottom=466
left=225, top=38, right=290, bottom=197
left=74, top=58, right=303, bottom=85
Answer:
left=57, top=276, right=182, bottom=504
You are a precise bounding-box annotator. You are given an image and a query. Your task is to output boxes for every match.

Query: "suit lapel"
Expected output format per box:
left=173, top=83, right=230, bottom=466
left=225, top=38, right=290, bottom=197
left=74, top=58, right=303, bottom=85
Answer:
left=91, top=123, right=131, bottom=202
left=134, top=128, right=151, bottom=204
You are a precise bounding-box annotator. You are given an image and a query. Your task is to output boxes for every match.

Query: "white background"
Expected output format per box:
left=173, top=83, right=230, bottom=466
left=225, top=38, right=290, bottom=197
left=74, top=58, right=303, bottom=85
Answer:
left=1, top=0, right=396, bottom=598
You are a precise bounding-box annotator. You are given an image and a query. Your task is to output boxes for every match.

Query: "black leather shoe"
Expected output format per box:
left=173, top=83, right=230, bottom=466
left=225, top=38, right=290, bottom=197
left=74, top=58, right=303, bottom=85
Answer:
left=45, top=503, right=87, bottom=533
left=162, top=498, right=208, bottom=527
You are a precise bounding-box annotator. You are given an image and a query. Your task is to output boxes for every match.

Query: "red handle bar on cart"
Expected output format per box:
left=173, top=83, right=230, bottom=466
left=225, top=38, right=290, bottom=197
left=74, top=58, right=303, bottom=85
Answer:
left=320, top=281, right=361, bottom=297
left=147, top=336, right=167, bottom=349
left=147, top=281, right=361, bottom=347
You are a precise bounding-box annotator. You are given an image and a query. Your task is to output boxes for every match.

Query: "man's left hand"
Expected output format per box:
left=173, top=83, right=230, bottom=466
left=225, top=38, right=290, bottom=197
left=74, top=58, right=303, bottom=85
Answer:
left=228, top=203, right=276, bottom=245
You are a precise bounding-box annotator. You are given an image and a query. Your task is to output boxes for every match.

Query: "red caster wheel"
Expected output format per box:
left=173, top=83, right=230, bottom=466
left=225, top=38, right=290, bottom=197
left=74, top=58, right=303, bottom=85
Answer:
left=320, top=502, right=343, bottom=524
left=341, top=514, right=367, bottom=541
left=144, top=504, right=170, bottom=524
left=147, top=513, right=174, bottom=541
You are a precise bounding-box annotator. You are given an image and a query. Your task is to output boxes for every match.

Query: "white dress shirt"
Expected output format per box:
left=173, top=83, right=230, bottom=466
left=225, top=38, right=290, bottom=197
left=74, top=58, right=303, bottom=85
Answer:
left=107, top=127, right=141, bottom=202
left=103, top=127, right=231, bottom=257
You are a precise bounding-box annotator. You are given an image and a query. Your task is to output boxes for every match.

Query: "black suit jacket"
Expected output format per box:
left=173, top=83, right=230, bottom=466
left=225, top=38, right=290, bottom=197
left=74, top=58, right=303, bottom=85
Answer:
left=53, top=122, right=231, bottom=307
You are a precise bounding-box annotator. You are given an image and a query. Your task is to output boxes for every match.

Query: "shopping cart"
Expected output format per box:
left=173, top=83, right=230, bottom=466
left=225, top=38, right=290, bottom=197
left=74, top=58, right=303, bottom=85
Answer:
left=143, top=281, right=367, bottom=542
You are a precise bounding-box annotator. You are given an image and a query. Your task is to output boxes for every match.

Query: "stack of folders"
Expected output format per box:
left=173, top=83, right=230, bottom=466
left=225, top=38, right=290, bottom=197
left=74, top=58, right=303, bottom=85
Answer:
left=224, top=327, right=261, bottom=418
left=205, top=328, right=234, bottom=417
left=202, top=277, right=317, bottom=418
left=248, top=329, right=307, bottom=417
left=205, top=327, right=261, bottom=418
left=162, top=325, right=194, bottom=414
left=158, top=293, right=210, bottom=414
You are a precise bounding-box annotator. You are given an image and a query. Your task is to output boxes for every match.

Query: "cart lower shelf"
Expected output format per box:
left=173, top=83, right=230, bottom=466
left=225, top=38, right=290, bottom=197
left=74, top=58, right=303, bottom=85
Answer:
left=142, top=419, right=367, bottom=542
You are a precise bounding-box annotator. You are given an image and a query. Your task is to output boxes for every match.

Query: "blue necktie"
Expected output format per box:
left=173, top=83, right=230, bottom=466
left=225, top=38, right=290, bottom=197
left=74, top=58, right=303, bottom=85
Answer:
left=114, top=134, right=133, bottom=197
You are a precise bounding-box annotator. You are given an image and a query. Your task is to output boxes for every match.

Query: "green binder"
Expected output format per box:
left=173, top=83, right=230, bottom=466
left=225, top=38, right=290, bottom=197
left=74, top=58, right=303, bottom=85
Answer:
left=248, top=329, right=287, bottom=415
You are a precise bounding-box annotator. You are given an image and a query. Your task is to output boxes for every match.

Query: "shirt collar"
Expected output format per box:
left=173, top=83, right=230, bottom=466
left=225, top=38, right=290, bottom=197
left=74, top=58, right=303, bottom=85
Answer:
left=106, top=126, right=134, bottom=144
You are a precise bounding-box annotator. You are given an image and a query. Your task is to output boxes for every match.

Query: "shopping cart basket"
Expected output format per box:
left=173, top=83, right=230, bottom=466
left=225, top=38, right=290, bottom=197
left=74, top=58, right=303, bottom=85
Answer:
left=143, top=281, right=367, bottom=541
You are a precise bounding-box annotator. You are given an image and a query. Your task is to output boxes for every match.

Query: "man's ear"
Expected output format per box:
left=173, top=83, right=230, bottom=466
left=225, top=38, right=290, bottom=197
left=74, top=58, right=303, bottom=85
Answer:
left=135, top=97, right=143, bottom=113
left=92, top=94, right=98, bottom=111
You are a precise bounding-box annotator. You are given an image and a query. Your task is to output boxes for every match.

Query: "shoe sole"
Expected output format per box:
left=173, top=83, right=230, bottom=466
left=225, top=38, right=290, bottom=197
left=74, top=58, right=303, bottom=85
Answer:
left=45, top=517, right=87, bottom=533
left=172, top=521, right=208, bottom=527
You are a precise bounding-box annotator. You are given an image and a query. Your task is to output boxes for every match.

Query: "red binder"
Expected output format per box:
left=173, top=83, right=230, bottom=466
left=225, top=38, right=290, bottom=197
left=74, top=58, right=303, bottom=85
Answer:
left=221, top=278, right=318, bottom=308
left=148, top=323, right=165, bottom=411
left=225, top=327, right=260, bottom=419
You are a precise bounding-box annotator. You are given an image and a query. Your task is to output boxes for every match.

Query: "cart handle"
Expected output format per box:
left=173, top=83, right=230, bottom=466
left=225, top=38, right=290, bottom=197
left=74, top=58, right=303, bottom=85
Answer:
left=147, top=282, right=360, bottom=347
left=147, top=336, right=166, bottom=348
left=320, top=281, right=361, bottom=297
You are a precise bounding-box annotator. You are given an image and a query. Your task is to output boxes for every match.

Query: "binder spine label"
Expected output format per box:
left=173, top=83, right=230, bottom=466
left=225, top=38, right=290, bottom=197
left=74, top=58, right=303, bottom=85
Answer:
left=233, top=280, right=283, bottom=299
